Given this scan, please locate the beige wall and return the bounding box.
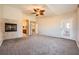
[0,5,3,18]
[37,12,76,40]
[77,8,79,48]
[2,5,24,40]
[3,5,24,20]
[0,19,4,46]
[0,5,3,46]
[3,19,23,39]
[0,5,37,40]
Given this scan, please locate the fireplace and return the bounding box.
[5,23,17,32]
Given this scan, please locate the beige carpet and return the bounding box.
[0,35,79,55]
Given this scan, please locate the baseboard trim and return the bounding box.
[0,40,3,47]
[38,34,72,40]
[4,37,25,40]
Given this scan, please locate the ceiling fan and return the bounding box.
[32,8,45,16]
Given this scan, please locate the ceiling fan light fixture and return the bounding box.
[40,10,45,12]
[40,12,44,15]
[36,14,39,16]
[32,7,45,16]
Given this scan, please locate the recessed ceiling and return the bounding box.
[4,4,78,16]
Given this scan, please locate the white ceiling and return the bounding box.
[47,4,77,15]
[4,4,78,16]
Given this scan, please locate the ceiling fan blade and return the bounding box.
[32,8,45,16]
[40,10,45,12]
[33,8,37,12]
[36,14,39,16]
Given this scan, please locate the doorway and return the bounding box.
[22,19,29,37]
[30,21,36,35]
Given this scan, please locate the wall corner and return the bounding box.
[0,40,3,47]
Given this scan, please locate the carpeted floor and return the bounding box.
[0,35,79,55]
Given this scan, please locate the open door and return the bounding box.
[30,21,38,35]
[30,21,36,35]
[22,19,29,37]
